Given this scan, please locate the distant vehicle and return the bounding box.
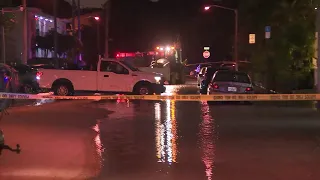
[220,63,236,71]
[199,67,219,94]
[207,70,253,95]
[11,64,41,94]
[38,58,166,96]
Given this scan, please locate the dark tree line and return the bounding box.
[238,0,318,92]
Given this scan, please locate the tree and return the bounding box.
[35,29,80,60]
[0,12,16,31]
[239,0,316,92]
[81,25,99,67]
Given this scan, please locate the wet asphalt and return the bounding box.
[91,85,320,180]
[1,85,320,180]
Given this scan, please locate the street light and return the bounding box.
[204,4,239,71]
[204,6,210,11]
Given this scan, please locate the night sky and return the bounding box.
[110,0,236,62]
[6,0,237,63]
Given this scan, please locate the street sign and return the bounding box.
[203,51,210,58]
[265,26,271,39]
[265,26,271,32]
[249,34,255,44]
[265,32,271,39]
[204,47,210,50]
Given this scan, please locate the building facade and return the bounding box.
[2,7,69,64]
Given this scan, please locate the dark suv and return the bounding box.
[11,64,41,94]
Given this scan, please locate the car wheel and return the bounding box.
[54,84,73,96]
[135,84,153,95]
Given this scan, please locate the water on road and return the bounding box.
[90,86,320,180]
[1,85,320,180]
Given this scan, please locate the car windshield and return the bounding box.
[120,60,140,71]
[214,71,251,83]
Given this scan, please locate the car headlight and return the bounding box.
[154,76,161,81]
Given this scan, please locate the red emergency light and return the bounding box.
[116,52,136,58]
[116,51,158,58]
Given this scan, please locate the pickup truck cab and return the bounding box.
[38,58,166,95]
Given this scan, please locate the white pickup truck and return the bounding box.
[37,58,166,95]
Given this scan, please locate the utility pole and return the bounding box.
[22,0,27,64]
[1,8,5,64]
[77,0,81,63]
[77,0,81,42]
[53,0,58,68]
[71,0,76,64]
[104,0,110,58]
[316,7,320,110]
[234,9,238,71]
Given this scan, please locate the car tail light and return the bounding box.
[212,84,219,89]
[208,83,219,93]
[36,71,43,80]
[245,87,253,92]
[209,83,219,89]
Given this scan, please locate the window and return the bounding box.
[100,61,129,74]
[120,60,140,71]
[214,71,250,83]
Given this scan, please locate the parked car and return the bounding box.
[207,70,254,95]
[10,64,41,94]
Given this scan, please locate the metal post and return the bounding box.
[53,0,58,68]
[234,9,238,71]
[22,0,27,64]
[77,0,81,64]
[317,7,320,110]
[1,9,5,64]
[97,22,100,56]
[71,0,76,64]
[104,0,110,58]
[77,0,81,42]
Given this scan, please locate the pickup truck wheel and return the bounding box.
[54,84,73,96]
[135,85,153,95]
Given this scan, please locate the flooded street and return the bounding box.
[1,85,320,179]
[91,85,320,180]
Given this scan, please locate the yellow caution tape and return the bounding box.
[0,92,320,101]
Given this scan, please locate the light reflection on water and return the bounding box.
[93,121,105,172]
[200,101,216,180]
[155,100,178,165]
